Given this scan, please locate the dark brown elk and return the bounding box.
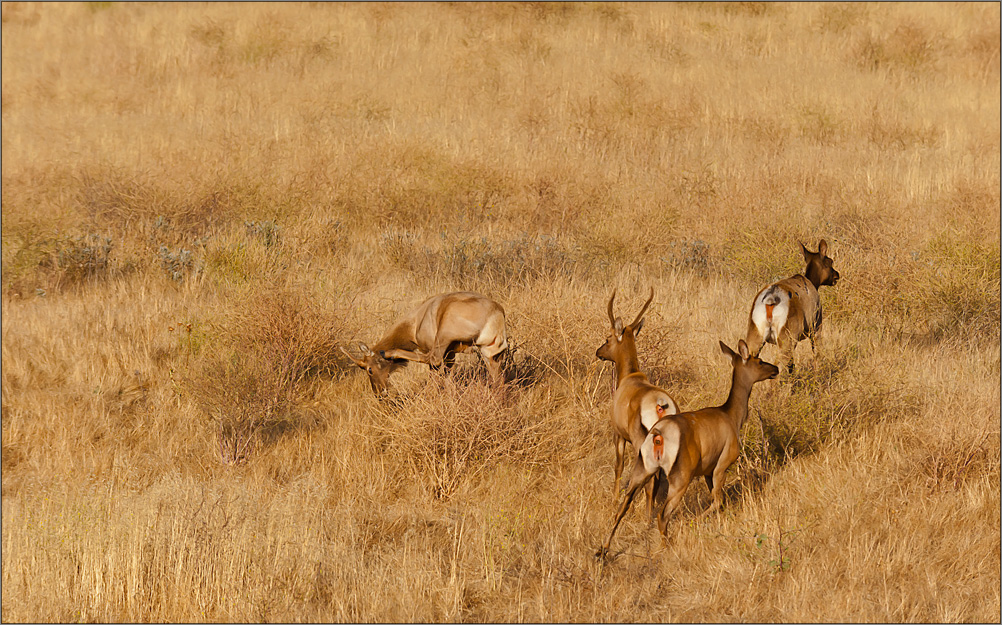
[342,292,508,395]
[745,239,840,373]
[595,288,679,520]
[598,339,778,558]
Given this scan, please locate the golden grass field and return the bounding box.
[2,2,999,621]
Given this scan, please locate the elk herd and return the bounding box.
[342,239,840,560]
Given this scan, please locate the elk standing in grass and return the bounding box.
[342,291,508,395]
[598,339,778,558]
[746,238,840,373]
[595,288,679,520]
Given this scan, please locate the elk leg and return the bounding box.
[380,348,429,364]
[777,335,796,374]
[613,437,627,494]
[646,471,660,525]
[745,322,766,358]
[651,468,669,514]
[425,337,456,369]
[701,451,736,518]
[656,479,691,538]
[442,346,457,370]
[599,456,656,557]
[644,475,656,527]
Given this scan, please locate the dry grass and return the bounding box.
[2,2,999,622]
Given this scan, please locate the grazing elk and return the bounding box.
[745,239,840,373]
[595,288,679,520]
[598,339,778,558]
[342,291,508,395]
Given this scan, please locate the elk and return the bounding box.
[595,288,679,520]
[745,238,840,373]
[341,291,508,395]
[598,339,778,558]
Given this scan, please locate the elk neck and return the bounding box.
[612,335,643,384]
[719,366,756,431]
[804,263,826,290]
[373,321,419,353]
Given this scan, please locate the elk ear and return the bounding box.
[818,238,828,257]
[634,317,645,336]
[614,317,624,336]
[719,340,736,359]
[801,241,812,261]
[737,339,750,361]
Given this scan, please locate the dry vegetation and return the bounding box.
[2,2,999,622]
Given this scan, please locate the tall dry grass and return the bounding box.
[2,2,999,622]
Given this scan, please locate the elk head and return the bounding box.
[720,339,779,387]
[595,287,654,366]
[340,343,403,395]
[802,239,840,289]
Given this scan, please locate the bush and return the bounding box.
[190,350,292,464]
[369,378,568,500]
[4,231,114,296]
[185,285,350,463]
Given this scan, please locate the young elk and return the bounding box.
[342,291,508,395]
[595,288,679,519]
[598,339,778,558]
[746,238,840,373]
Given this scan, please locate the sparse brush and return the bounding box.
[188,349,292,464]
[183,284,350,462]
[244,220,281,247]
[227,286,349,383]
[158,245,198,282]
[3,232,114,296]
[369,377,570,500]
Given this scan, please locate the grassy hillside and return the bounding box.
[2,2,999,621]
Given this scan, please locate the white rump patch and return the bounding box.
[751,286,791,345]
[642,423,679,474]
[640,392,678,431]
[641,434,659,473]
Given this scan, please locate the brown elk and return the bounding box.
[598,339,778,558]
[745,239,840,373]
[342,291,508,395]
[595,288,679,520]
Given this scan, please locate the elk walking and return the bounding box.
[598,339,778,558]
[342,291,508,395]
[595,288,679,520]
[745,239,840,373]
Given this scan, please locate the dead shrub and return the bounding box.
[370,377,568,500]
[187,285,351,463]
[189,350,293,464]
[226,286,348,383]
